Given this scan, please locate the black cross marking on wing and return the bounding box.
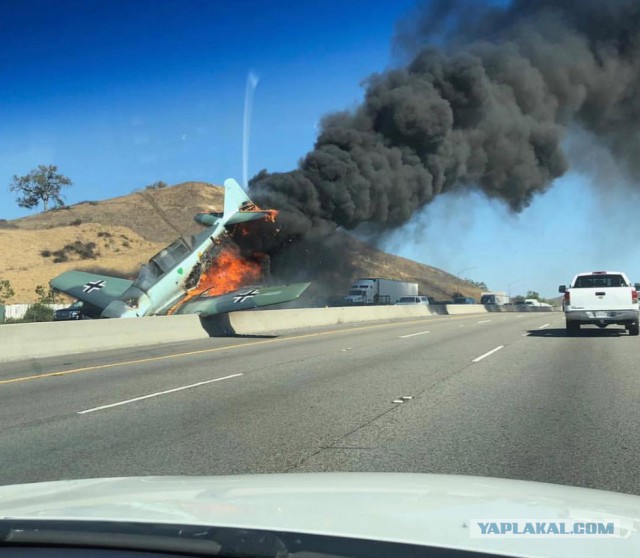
[232,288,260,304]
[83,280,106,294]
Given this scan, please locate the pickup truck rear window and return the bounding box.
[573,274,627,288]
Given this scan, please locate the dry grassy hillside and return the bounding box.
[0,224,164,303]
[6,181,222,244]
[1,182,481,304]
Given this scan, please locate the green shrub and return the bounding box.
[23,303,54,322]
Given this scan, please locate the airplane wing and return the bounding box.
[175,282,311,317]
[50,271,133,311]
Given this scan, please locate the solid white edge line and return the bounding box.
[539,323,550,329]
[472,345,504,363]
[78,373,243,414]
[399,331,430,338]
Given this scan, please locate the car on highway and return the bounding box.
[452,296,477,304]
[53,300,101,321]
[394,295,429,305]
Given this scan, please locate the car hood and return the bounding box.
[0,473,638,557]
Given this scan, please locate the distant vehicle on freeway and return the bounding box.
[395,296,429,306]
[524,298,551,308]
[53,300,101,321]
[344,278,418,305]
[480,291,509,305]
[453,296,477,304]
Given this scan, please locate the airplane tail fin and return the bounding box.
[223,178,253,219]
[221,178,274,226]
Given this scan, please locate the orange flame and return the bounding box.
[167,207,279,315]
[264,209,278,223]
[167,245,262,315]
[196,245,262,297]
[240,200,278,224]
[234,209,279,238]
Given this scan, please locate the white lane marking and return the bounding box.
[399,330,430,338]
[516,315,524,318]
[539,323,550,329]
[459,324,465,327]
[522,333,530,336]
[78,373,243,414]
[477,320,491,324]
[472,345,504,363]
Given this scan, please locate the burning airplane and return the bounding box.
[50,179,310,318]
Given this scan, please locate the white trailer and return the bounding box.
[525,298,551,308]
[344,278,418,305]
[480,291,509,305]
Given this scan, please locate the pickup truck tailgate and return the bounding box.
[568,287,633,310]
[567,273,635,311]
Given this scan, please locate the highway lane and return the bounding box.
[296,322,640,495]
[0,312,520,426]
[2,312,639,497]
[0,313,532,430]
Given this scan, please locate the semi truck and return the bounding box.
[480,291,509,305]
[344,278,418,305]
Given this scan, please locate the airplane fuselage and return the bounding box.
[146,227,223,316]
[100,219,224,318]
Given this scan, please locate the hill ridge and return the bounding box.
[0,182,480,304]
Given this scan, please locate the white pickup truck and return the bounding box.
[559,271,640,336]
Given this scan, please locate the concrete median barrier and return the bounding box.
[214,304,435,336]
[0,315,209,363]
[445,304,489,315]
[2,302,526,362]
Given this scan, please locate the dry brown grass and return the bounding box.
[2,181,480,303]
[11,181,224,244]
[0,224,164,303]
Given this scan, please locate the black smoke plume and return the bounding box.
[249,0,640,277]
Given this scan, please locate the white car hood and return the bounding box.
[0,473,638,557]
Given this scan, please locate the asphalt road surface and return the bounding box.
[1,312,639,496]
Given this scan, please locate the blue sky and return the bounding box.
[2,0,639,298]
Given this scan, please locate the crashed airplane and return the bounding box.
[50,179,310,318]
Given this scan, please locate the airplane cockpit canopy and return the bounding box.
[133,238,193,291]
[150,238,192,274]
